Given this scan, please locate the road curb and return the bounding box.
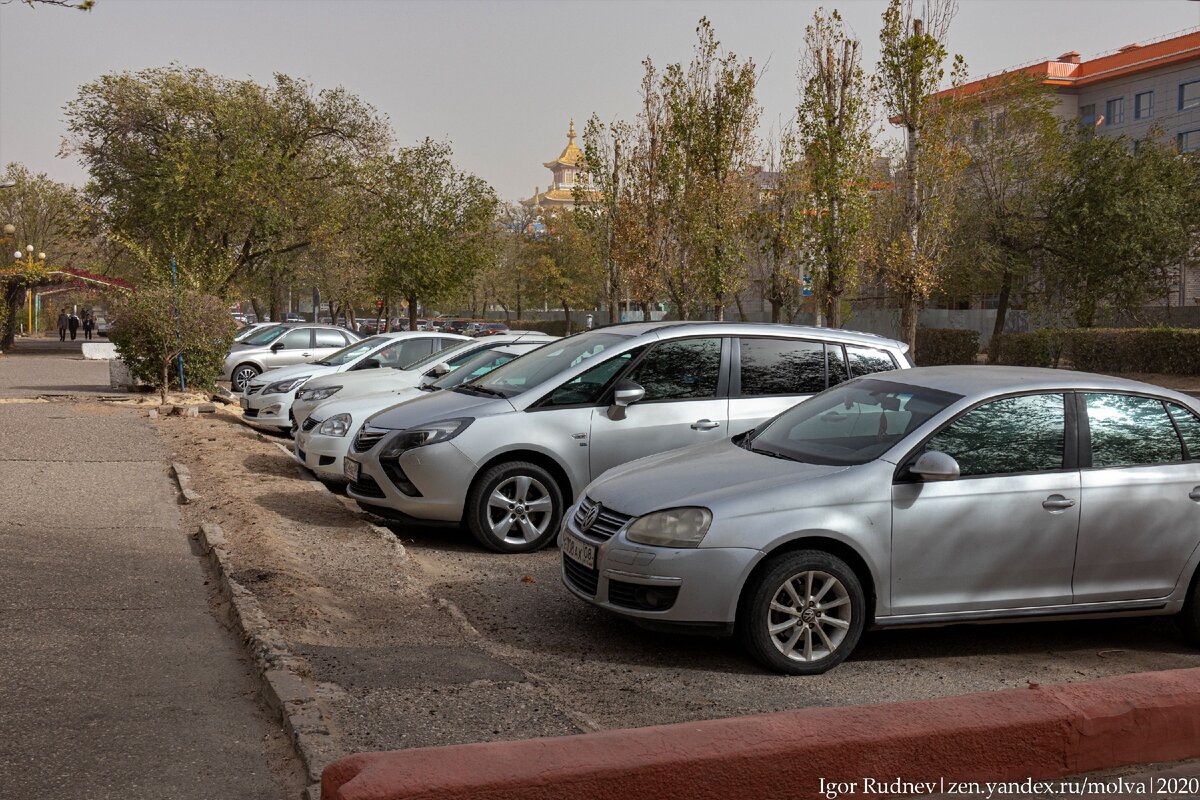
[194,522,342,798]
[170,462,201,504]
[319,666,1200,800]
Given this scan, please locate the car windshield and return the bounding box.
[463,331,629,398]
[428,348,528,390]
[316,336,388,366]
[241,325,288,345]
[748,378,962,466]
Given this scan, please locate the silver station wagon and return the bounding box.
[344,322,910,552]
[560,367,1200,674]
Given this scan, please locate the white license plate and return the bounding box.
[562,533,596,570]
[239,397,249,409]
[344,458,360,482]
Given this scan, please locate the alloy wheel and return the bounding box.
[232,366,257,392]
[767,570,852,663]
[486,475,554,546]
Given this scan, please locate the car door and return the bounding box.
[728,337,848,438]
[1072,394,1200,603]
[587,337,728,480]
[263,327,315,369]
[312,328,352,361]
[890,392,1080,615]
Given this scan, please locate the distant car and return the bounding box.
[95,317,112,337]
[220,324,361,392]
[561,367,1200,675]
[473,322,510,337]
[281,313,305,323]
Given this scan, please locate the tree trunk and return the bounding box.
[640,299,652,322]
[734,292,747,323]
[407,297,418,331]
[160,359,169,405]
[900,295,920,361]
[987,269,1013,364]
[826,291,843,329]
[562,300,572,335]
[1,286,22,350]
[250,298,264,322]
[347,305,357,331]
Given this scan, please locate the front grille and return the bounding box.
[352,424,389,453]
[563,556,599,597]
[350,474,386,499]
[246,383,264,396]
[608,580,679,612]
[243,407,259,418]
[573,497,634,542]
[301,416,319,432]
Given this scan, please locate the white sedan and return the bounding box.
[240,331,468,433]
[294,337,556,482]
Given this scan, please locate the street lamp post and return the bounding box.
[12,244,47,337]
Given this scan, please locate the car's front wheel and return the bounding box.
[737,549,866,675]
[466,461,563,554]
[231,363,260,392]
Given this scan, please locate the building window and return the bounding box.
[1135,91,1154,120]
[1181,80,1200,111]
[1180,130,1200,154]
[1079,103,1096,127]
[1105,97,1124,126]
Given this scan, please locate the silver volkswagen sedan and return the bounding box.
[560,367,1200,674]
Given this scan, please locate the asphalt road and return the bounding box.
[0,340,299,799]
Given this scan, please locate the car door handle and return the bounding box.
[1042,495,1076,511]
[301,352,312,357]
[691,419,721,431]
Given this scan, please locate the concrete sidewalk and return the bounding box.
[0,350,299,798]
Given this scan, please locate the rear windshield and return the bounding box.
[747,378,961,466]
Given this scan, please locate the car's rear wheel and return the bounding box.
[231,363,259,392]
[737,549,865,675]
[466,461,563,554]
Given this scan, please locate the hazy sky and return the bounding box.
[3,0,1199,202]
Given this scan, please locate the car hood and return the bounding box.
[586,438,851,517]
[308,390,422,423]
[255,362,333,384]
[365,387,510,431]
[303,367,421,392]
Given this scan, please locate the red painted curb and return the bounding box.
[322,667,1200,800]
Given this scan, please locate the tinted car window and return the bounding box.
[542,351,636,407]
[397,338,436,367]
[278,328,311,349]
[1167,404,1200,460]
[314,329,348,348]
[740,338,824,396]
[827,345,849,387]
[1086,394,1183,468]
[926,394,1065,477]
[846,345,897,377]
[630,338,722,402]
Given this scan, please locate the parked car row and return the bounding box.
[223,321,1200,675]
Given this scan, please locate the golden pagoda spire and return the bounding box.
[568,118,575,145]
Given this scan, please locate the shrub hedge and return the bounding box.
[915,327,980,366]
[507,319,573,336]
[997,328,1200,375]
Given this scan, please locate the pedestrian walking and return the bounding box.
[68,313,79,341]
[83,313,95,341]
[57,311,68,342]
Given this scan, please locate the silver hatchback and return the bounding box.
[344,322,910,552]
[560,367,1200,674]
[220,324,361,391]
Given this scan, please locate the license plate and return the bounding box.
[344,457,360,482]
[239,397,249,409]
[562,533,596,570]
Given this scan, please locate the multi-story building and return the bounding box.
[520,119,600,211]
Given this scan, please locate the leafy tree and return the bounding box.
[108,286,236,403]
[539,208,603,333]
[744,131,808,323]
[66,66,388,295]
[362,140,498,331]
[1042,129,1200,327]
[875,0,968,357]
[796,9,874,328]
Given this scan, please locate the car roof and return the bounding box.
[375,330,468,340]
[594,320,908,351]
[877,365,1197,404]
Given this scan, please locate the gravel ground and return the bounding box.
[159,406,1200,753]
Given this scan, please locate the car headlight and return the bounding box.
[297,385,341,402]
[378,418,473,460]
[625,507,712,548]
[316,413,352,437]
[264,376,311,394]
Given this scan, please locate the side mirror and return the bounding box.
[428,362,451,378]
[912,450,961,482]
[270,341,285,352]
[607,380,645,421]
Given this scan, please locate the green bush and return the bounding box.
[507,319,573,336]
[109,286,237,401]
[915,328,980,366]
[997,327,1200,375]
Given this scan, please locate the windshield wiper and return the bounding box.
[750,444,800,462]
[454,384,507,398]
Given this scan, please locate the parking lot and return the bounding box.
[158,404,1200,755]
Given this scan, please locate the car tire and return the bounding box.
[466,461,564,554]
[1176,569,1200,645]
[737,549,866,675]
[231,363,259,392]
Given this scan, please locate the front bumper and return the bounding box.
[294,426,351,481]
[344,439,477,524]
[240,391,295,430]
[558,502,759,625]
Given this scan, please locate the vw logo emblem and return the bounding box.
[579,503,601,531]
